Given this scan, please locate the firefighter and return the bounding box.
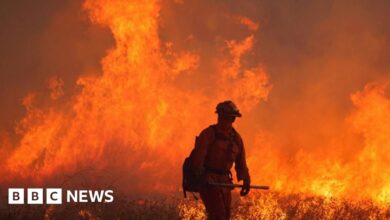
[191,100,251,220]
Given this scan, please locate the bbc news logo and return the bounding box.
[8,188,114,204]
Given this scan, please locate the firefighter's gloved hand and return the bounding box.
[240,177,250,196]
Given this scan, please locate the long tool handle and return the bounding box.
[208,182,269,190]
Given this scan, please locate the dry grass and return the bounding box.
[1,191,390,219]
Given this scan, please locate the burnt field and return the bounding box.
[1,191,390,220]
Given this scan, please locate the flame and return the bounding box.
[249,81,390,204]
[2,0,390,213]
[1,0,269,192]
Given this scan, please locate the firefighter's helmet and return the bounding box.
[215,100,242,117]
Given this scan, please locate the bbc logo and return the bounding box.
[8,188,62,205]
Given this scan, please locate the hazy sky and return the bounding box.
[0,0,113,134]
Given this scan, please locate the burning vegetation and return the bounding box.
[1,0,390,219]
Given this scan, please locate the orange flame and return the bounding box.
[250,81,390,204]
[2,0,390,208]
[2,0,269,193]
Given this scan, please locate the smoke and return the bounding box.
[0,0,113,136]
[159,0,390,164]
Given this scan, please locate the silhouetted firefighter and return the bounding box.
[183,100,268,220]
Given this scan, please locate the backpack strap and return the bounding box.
[204,125,218,164]
[231,127,241,147]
